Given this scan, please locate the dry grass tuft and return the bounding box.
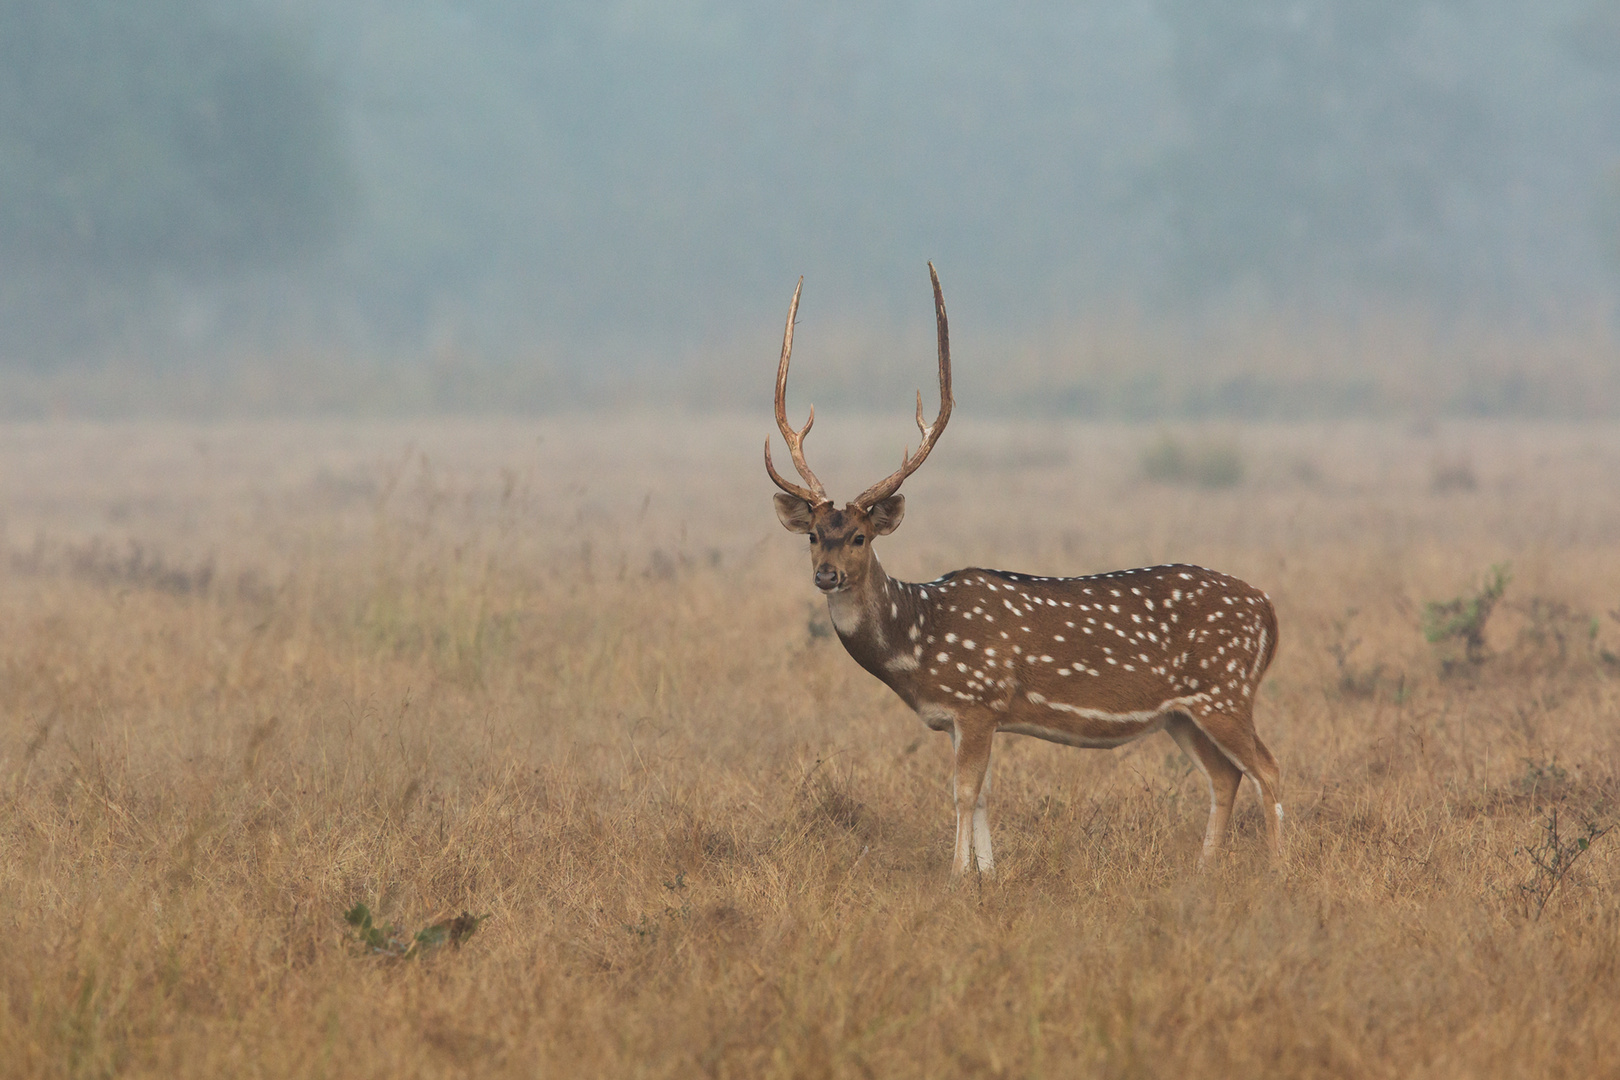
[0,415,1618,1077]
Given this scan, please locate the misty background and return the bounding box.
[6,0,1620,417]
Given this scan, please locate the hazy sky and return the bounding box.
[5,0,1620,391]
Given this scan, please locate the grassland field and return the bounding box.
[1,413,1619,1078]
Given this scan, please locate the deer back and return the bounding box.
[888,563,1277,721]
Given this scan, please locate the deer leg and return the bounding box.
[1166,714,1243,868]
[1187,706,1285,861]
[972,746,995,874]
[951,721,994,876]
[1249,732,1285,859]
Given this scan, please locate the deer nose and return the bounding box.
[814,566,841,591]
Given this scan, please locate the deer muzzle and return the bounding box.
[814,566,842,592]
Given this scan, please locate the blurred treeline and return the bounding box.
[0,1,349,355]
[5,0,1620,416]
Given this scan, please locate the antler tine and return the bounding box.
[855,262,954,508]
[765,277,831,506]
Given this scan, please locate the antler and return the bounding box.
[764,277,831,506]
[853,262,954,509]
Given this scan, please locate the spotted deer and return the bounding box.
[767,265,1283,875]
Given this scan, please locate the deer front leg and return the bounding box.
[972,748,994,873]
[951,721,994,875]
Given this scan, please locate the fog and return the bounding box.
[4,0,1620,415]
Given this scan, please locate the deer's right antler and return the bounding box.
[765,277,832,507]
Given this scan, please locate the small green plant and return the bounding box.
[1518,755,1572,802]
[623,871,691,942]
[1596,609,1620,670]
[1328,609,1384,698]
[1430,457,1478,493]
[1422,563,1510,671]
[344,903,487,959]
[1515,808,1611,920]
[1514,597,1600,665]
[1141,434,1244,489]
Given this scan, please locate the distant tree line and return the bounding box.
[4,0,1620,377]
[0,0,351,358]
[1151,0,1493,306]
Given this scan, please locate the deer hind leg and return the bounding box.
[1165,714,1243,868]
[950,721,995,876]
[1248,732,1284,858]
[1186,705,1284,861]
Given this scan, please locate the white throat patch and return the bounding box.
[827,590,866,636]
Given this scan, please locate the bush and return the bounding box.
[343,904,486,960]
[1423,563,1510,672]
[1141,433,1245,488]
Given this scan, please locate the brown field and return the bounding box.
[1,414,1619,1077]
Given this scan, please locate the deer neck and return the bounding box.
[826,557,924,698]
[825,556,887,637]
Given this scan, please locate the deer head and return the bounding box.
[767,265,953,594]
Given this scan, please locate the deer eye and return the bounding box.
[852,534,865,546]
[809,534,818,545]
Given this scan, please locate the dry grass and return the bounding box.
[2,414,1620,1078]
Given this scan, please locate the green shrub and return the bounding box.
[1141,434,1245,488]
[1516,808,1611,920]
[344,904,486,960]
[1423,563,1510,671]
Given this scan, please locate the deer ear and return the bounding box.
[774,493,816,533]
[868,494,905,535]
